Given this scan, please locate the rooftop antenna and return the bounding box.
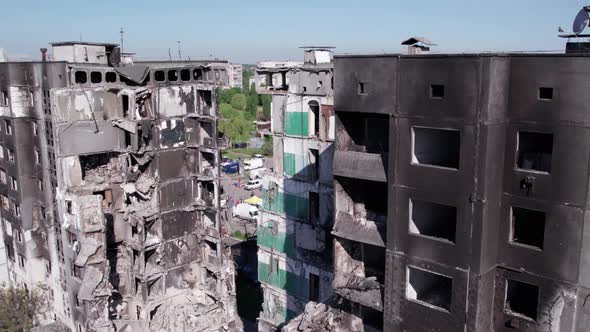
[168,48,172,61]
[177,41,182,60]
[120,27,125,54]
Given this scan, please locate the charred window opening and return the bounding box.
[122,94,130,118]
[430,84,445,99]
[307,148,319,181]
[135,277,142,295]
[410,200,457,243]
[79,152,120,182]
[105,72,117,83]
[359,304,383,331]
[75,71,87,84]
[336,112,389,154]
[308,273,320,302]
[358,82,367,95]
[0,90,8,106]
[198,90,212,115]
[180,69,190,81]
[309,192,320,225]
[154,71,165,82]
[363,243,385,284]
[505,279,539,320]
[70,259,81,278]
[538,87,553,100]
[5,120,12,135]
[168,70,178,82]
[202,182,215,206]
[337,177,388,240]
[510,207,545,250]
[413,127,460,169]
[90,71,102,84]
[200,121,215,146]
[93,190,113,210]
[309,101,320,137]
[160,119,185,147]
[200,151,216,177]
[124,131,132,149]
[66,200,73,214]
[407,267,452,311]
[193,69,203,80]
[516,131,553,173]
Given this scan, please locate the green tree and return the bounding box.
[217,87,242,104]
[0,285,49,332]
[218,116,254,144]
[219,103,238,119]
[262,136,273,156]
[230,94,247,111]
[246,94,258,119]
[242,68,254,91]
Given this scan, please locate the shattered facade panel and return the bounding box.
[255,48,335,331]
[0,42,237,332]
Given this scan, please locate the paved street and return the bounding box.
[220,156,273,238]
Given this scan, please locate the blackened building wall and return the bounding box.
[333,53,590,332]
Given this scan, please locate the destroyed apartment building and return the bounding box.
[254,47,335,331]
[0,41,238,332]
[328,52,590,331]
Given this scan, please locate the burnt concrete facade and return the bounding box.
[333,53,590,331]
[0,42,238,332]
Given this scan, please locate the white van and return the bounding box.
[243,158,264,171]
[232,203,258,220]
[249,167,267,180]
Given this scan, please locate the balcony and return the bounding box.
[333,151,387,182]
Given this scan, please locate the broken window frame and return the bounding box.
[0,90,8,106]
[5,120,12,135]
[504,279,539,321]
[406,266,453,312]
[509,206,545,250]
[515,131,553,174]
[412,126,461,170]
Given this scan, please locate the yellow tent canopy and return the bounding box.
[244,195,263,206]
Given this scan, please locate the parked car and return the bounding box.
[253,154,265,159]
[232,203,258,220]
[242,158,264,171]
[244,179,262,190]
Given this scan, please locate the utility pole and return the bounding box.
[120,27,125,54]
[177,41,182,60]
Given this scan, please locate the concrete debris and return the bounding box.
[75,237,102,266]
[78,265,105,301]
[112,118,138,133]
[282,301,364,332]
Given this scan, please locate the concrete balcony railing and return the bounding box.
[333,150,388,182]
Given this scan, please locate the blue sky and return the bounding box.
[0,0,587,63]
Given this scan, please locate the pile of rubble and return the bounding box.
[281,301,364,332]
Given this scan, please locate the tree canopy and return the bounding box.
[0,285,49,332]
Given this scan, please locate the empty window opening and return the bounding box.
[538,87,553,100]
[0,90,8,106]
[124,131,132,148]
[32,122,38,135]
[93,190,113,210]
[358,82,367,95]
[407,267,452,311]
[154,71,165,82]
[198,90,213,115]
[359,304,383,331]
[105,72,117,83]
[309,192,320,224]
[516,131,553,173]
[336,112,389,154]
[193,69,203,80]
[309,101,320,137]
[115,94,130,119]
[180,69,190,81]
[430,84,445,98]
[75,71,87,84]
[149,305,160,320]
[308,148,319,181]
[168,70,178,82]
[413,127,460,169]
[409,200,456,243]
[505,279,539,320]
[510,207,545,250]
[308,273,320,302]
[5,120,12,134]
[79,153,119,181]
[9,176,17,191]
[90,71,102,84]
[7,148,14,162]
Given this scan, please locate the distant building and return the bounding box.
[227,63,243,88]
